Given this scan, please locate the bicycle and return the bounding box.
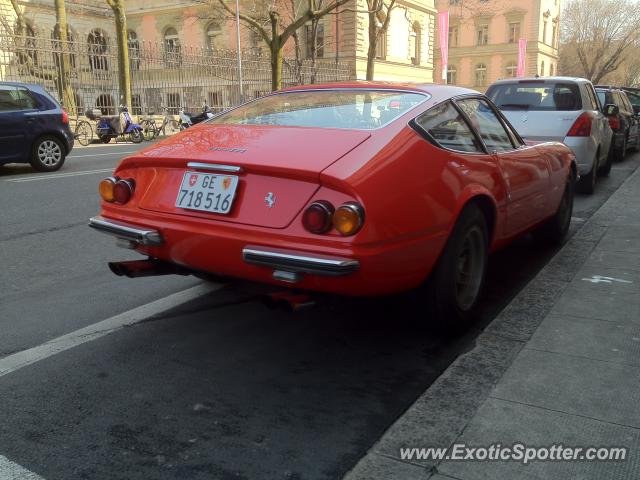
[70,111,93,146]
[139,108,180,140]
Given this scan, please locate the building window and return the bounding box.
[550,63,555,76]
[475,63,487,86]
[552,21,558,48]
[376,31,387,59]
[127,30,140,71]
[505,60,517,77]
[476,25,488,46]
[410,23,421,65]
[305,24,324,59]
[249,29,262,55]
[447,65,457,84]
[88,29,108,71]
[542,19,548,44]
[96,93,115,115]
[540,60,545,76]
[508,22,520,43]
[164,27,181,67]
[208,91,224,112]
[166,92,180,114]
[131,94,142,115]
[449,25,458,47]
[206,21,222,51]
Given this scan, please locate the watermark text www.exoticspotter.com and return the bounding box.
[399,443,627,465]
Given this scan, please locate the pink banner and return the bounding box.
[438,12,449,82]
[517,38,527,77]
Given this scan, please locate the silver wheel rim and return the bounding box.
[455,226,485,311]
[37,140,62,166]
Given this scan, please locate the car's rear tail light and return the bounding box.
[333,202,365,236]
[61,109,69,124]
[566,112,592,137]
[99,177,117,202]
[608,116,620,130]
[303,201,334,234]
[113,179,135,204]
[99,177,135,204]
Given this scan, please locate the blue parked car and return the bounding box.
[0,81,74,171]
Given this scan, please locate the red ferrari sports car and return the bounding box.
[90,82,576,325]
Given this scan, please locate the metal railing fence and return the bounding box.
[0,32,351,118]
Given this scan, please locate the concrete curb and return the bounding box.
[342,169,638,479]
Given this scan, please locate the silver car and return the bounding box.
[486,77,613,194]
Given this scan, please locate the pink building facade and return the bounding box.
[434,0,560,91]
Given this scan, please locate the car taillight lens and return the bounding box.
[113,179,135,204]
[61,109,69,124]
[608,116,620,130]
[303,201,334,234]
[333,203,365,236]
[99,177,117,202]
[99,177,135,204]
[566,112,592,137]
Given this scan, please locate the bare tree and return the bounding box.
[106,0,132,110]
[53,0,76,113]
[365,0,396,80]
[561,0,640,83]
[216,0,351,90]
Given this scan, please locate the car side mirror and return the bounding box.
[603,103,619,117]
[633,105,640,116]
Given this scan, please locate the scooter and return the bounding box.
[92,106,143,144]
[179,104,215,130]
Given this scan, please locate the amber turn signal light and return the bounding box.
[333,202,364,236]
[99,177,117,202]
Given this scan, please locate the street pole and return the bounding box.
[235,0,244,101]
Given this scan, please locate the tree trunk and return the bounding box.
[366,10,377,81]
[54,0,76,114]
[270,12,282,91]
[108,0,132,110]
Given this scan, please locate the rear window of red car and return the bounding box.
[209,90,428,130]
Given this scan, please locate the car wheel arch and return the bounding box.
[453,189,497,246]
[35,131,70,155]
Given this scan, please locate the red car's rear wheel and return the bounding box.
[424,204,488,331]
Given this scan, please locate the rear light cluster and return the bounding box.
[99,176,135,204]
[61,109,69,125]
[566,112,593,137]
[302,201,365,236]
[608,116,620,130]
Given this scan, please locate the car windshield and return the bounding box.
[487,82,582,111]
[208,90,428,130]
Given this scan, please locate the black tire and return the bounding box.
[129,129,143,144]
[30,135,66,172]
[99,135,111,144]
[422,204,489,330]
[598,146,613,177]
[614,135,626,162]
[74,120,93,146]
[576,154,598,194]
[534,170,575,245]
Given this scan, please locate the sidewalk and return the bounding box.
[344,168,640,479]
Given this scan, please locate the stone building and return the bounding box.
[434,0,560,91]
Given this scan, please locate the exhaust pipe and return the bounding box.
[262,291,316,312]
[108,259,188,278]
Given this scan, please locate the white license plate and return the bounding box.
[175,171,239,214]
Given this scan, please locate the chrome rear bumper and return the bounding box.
[242,246,359,276]
[88,216,164,246]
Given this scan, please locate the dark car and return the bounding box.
[0,82,74,171]
[595,86,640,161]
[621,87,640,115]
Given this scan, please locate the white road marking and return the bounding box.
[5,168,114,183]
[0,283,221,378]
[581,275,633,284]
[0,455,45,480]
[68,151,138,158]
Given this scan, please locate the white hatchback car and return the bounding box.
[486,77,613,194]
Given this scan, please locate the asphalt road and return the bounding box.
[1,142,638,480]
